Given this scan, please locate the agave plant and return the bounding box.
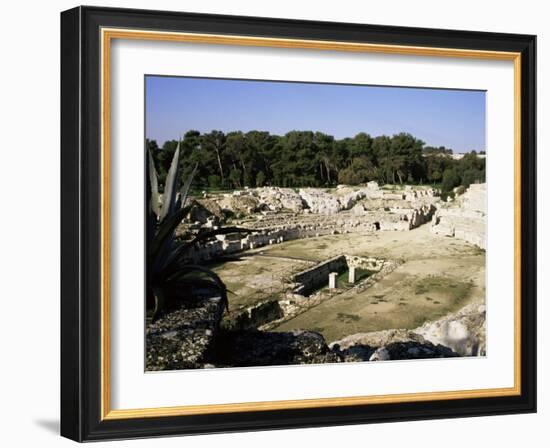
[147,141,249,321]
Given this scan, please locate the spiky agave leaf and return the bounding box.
[159,142,181,222]
[149,286,166,322]
[151,163,199,275]
[149,204,193,277]
[146,140,241,319]
[147,149,161,218]
[177,163,198,210]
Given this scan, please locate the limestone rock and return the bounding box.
[415,301,486,356]
[195,198,224,219]
[431,183,486,249]
[146,296,225,371]
[255,187,304,212]
[223,300,284,331]
[330,328,458,361]
[211,329,341,367]
[369,341,457,360]
[218,194,260,215]
[186,201,216,224]
[299,188,342,214]
[331,328,426,349]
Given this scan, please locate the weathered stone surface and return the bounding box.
[292,255,347,295]
[299,188,342,214]
[195,198,224,218]
[146,295,474,369]
[330,329,458,361]
[186,201,216,225]
[218,194,260,215]
[329,296,486,362]
[211,329,341,367]
[415,301,486,356]
[223,300,284,331]
[431,183,486,249]
[146,296,225,371]
[181,185,441,262]
[255,187,305,212]
[369,341,457,360]
[331,328,425,349]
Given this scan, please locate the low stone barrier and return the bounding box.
[224,299,284,331]
[292,255,348,296]
[431,183,486,249]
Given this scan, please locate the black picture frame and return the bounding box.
[61,5,536,442]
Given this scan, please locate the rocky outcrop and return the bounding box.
[195,198,224,219]
[181,184,440,262]
[431,183,486,249]
[299,188,343,214]
[415,301,486,356]
[255,187,305,212]
[298,183,395,214]
[330,329,457,361]
[329,297,486,361]
[146,297,480,369]
[145,296,225,371]
[184,199,437,263]
[218,193,261,216]
[185,201,218,225]
[210,329,341,367]
[223,300,284,331]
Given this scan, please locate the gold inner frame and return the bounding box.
[100,28,522,420]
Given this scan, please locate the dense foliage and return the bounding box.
[147,130,485,195]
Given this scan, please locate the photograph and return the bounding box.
[144,76,488,371]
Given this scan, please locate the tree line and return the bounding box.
[147,130,485,194]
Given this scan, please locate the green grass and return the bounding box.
[336,313,361,323]
[413,276,474,305]
[335,268,375,288]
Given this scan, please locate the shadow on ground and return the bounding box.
[34,419,59,435]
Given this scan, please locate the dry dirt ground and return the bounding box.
[211,224,485,342]
[209,255,313,310]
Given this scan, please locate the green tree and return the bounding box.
[441,168,461,193]
[255,171,266,187]
[201,130,227,186]
[229,168,242,188]
[338,157,377,185]
[208,174,221,189]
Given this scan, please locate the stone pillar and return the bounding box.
[348,266,356,284]
[329,272,338,289]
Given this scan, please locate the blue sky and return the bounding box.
[145,76,486,153]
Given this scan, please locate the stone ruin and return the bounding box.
[147,183,488,370]
[223,254,400,333]
[182,182,441,263]
[289,254,386,296]
[431,183,486,249]
[178,182,488,266]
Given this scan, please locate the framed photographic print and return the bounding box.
[60,6,537,441]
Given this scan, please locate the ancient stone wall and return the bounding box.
[224,300,284,331]
[186,201,436,263]
[431,183,486,249]
[182,184,439,263]
[291,255,348,296]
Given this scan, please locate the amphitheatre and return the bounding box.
[146,181,487,370]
